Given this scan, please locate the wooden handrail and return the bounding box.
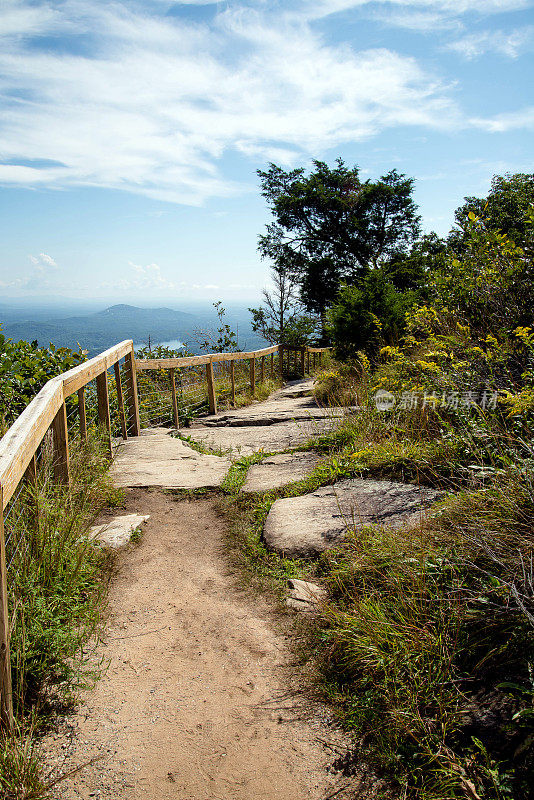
[0,340,134,510]
[62,340,133,396]
[0,335,329,726]
[0,378,64,510]
[0,340,329,509]
[134,344,280,371]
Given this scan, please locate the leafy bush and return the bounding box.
[328,271,416,358]
[0,329,86,423]
[434,210,534,335]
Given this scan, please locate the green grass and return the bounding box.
[129,526,143,544]
[220,451,266,494]
[1,429,121,797]
[172,431,230,457]
[0,723,46,800]
[217,364,534,800]
[307,473,534,799]
[231,377,282,407]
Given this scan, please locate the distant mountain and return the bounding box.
[2,304,201,356]
[1,302,267,356]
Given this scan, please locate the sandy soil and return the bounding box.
[44,490,350,800]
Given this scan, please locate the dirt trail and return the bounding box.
[46,490,346,800]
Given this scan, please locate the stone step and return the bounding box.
[183,418,337,457]
[242,452,321,492]
[90,514,150,549]
[111,428,231,489]
[196,406,345,428]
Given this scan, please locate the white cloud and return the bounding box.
[0,0,462,204]
[38,252,58,267]
[309,0,531,18]
[0,275,31,289]
[373,9,462,31]
[470,106,534,132]
[307,0,533,33]
[0,1,61,38]
[126,261,176,291]
[447,25,534,58]
[29,252,58,269]
[3,252,59,292]
[125,261,176,291]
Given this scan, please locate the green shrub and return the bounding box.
[328,271,415,358]
[0,329,86,423]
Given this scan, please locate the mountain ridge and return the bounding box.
[1,302,265,356]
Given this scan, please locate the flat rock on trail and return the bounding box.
[184,380,344,456]
[111,427,231,489]
[44,492,347,800]
[264,479,443,557]
[242,451,322,493]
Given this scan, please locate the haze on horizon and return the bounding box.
[0,0,533,307]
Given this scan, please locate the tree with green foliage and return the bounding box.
[434,207,534,335]
[450,172,534,255]
[249,262,318,346]
[258,159,421,337]
[382,231,445,295]
[195,301,240,353]
[328,271,413,360]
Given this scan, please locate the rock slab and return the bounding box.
[242,452,321,493]
[277,379,315,399]
[183,379,347,456]
[90,514,150,549]
[286,579,327,611]
[193,395,345,427]
[111,428,231,489]
[264,479,442,557]
[184,419,335,457]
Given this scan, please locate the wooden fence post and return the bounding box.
[96,372,112,457]
[261,356,266,384]
[206,360,217,414]
[300,347,305,377]
[114,363,128,440]
[24,455,39,539]
[313,351,317,370]
[0,490,14,731]
[77,387,87,441]
[270,353,274,379]
[170,368,179,428]
[52,402,70,485]
[307,350,311,374]
[124,349,141,436]
[230,361,236,406]
[279,346,284,378]
[250,358,256,396]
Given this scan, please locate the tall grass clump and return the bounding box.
[1,429,121,796]
[281,210,534,796]
[312,465,534,799]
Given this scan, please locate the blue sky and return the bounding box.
[0,0,532,305]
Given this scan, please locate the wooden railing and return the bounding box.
[0,340,328,727]
[134,343,328,419]
[0,339,139,728]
